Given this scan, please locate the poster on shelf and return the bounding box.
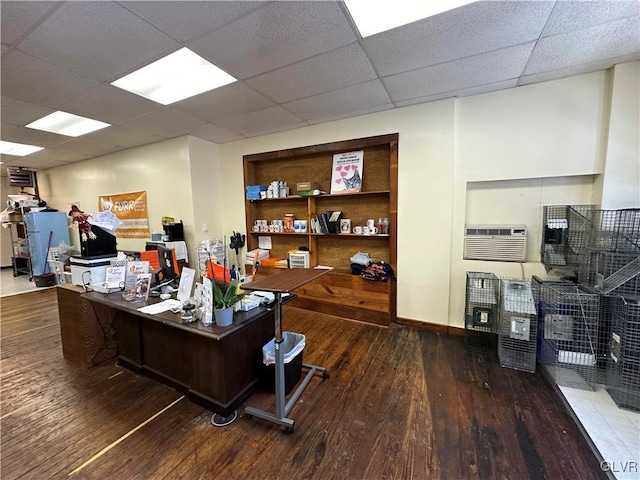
[330,150,363,194]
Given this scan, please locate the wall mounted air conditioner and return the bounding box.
[464,225,527,262]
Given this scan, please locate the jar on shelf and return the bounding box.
[283,213,295,232]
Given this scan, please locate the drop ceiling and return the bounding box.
[1,1,639,174]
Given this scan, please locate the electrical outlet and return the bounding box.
[202,223,208,232]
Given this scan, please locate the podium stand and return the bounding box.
[242,268,330,432]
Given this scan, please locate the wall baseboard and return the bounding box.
[396,317,465,336]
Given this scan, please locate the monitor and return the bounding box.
[157,245,179,286]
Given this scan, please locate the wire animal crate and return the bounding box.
[607,296,640,412]
[587,208,640,253]
[498,278,538,373]
[541,205,595,276]
[579,250,640,298]
[464,272,500,355]
[536,282,600,390]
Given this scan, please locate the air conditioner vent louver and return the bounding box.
[7,167,34,187]
[464,225,527,262]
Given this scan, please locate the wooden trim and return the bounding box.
[396,317,465,336]
[244,133,399,162]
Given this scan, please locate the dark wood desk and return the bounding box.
[82,291,275,417]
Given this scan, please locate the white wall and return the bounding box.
[36,137,196,254]
[598,62,640,209]
[34,64,639,328]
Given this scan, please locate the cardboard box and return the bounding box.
[296,181,320,192]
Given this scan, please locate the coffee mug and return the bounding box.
[366,219,376,229]
[364,226,378,235]
[252,225,260,232]
[340,219,351,234]
[353,226,362,234]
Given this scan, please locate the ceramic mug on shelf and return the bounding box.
[353,225,362,234]
[366,219,376,229]
[364,226,378,235]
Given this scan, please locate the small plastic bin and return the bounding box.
[262,332,305,395]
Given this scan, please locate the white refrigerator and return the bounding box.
[25,211,70,276]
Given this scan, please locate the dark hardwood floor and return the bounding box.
[1,288,605,479]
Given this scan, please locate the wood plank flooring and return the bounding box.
[0,288,605,479]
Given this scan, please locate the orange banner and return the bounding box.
[98,191,150,238]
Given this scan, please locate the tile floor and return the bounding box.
[0,267,41,297]
[560,385,640,480]
[1,267,638,478]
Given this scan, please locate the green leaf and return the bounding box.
[213,279,245,308]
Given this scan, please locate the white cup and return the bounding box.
[353,226,362,234]
[365,226,378,235]
[299,220,308,233]
[252,225,260,232]
[366,219,376,229]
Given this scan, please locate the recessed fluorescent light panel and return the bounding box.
[344,0,474,37]
[26,111,110,137]
[111,47,237,105]
[0,140,44,156]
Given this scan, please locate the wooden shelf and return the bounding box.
[243,133,398,325]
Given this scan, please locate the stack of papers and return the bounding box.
[137,299,181,314]
[246,249,269,265]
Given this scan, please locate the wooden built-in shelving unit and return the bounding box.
[243,134,398,326]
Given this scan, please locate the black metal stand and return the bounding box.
[242,268,330,433]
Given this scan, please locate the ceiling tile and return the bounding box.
[363,1,554,77]
[283,80,391,122]
[520,53,640,86]
[121,1,266,43]
[246,43,377,104]
[383,43,535,102]
[28,148,94,162]
[9,156,69,170]
[1,124,17,136]
[213,106,305,137]
[187,123,245,144]
[526,17,640,75]
[60,84,162,125]
[172,83,275,123]
[188,1,357,79]
[1,96,53,126]
[395,79,519,107]
[543,1,640,37]
[2,125,70,148]
[0,1,61,46]
[54,137,123,157]
[119,108,207,138]
[75,125,164,149]
[306,104,393,126]
[1,50,101,108]
[17,1,181,81]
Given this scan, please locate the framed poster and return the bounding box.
[330,150,363,194]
